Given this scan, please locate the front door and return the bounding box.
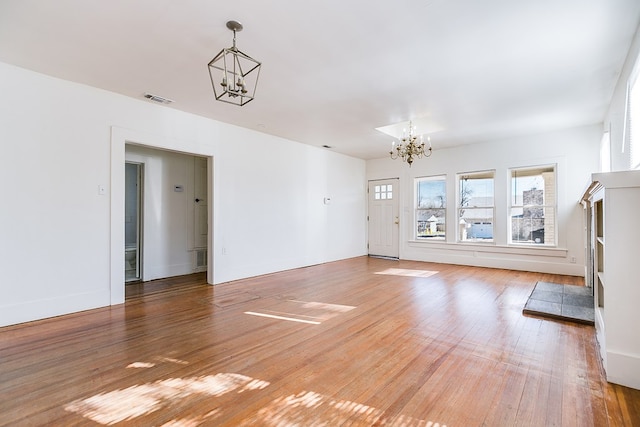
[368,178,399,258]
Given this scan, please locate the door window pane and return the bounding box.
[374,184,392,200]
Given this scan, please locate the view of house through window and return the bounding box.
[510,166,556,245]
[415,176,446,240]
[458,171,495,242]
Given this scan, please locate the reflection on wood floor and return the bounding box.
[1,256,639,426]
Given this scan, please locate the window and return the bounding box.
[509,166,556,245]
[415,175,446,240]
[600,130,611,173]
[373,184,393,200]
[458,171,494,242]
[629,58,640,170]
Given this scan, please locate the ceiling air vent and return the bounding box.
[143,93,174,104]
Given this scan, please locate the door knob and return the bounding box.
[195,198,201,202]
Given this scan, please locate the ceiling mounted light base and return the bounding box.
[226,20,243,32]
[208,20,261,107]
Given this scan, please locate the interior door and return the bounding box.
[368,178,400,258]
[125,162,142,282]
[193,157,208,271]
[194,157,208,249]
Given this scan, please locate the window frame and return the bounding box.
[508,164,557,246]
[628,55,640,170]
[600,129,611,173]
[457,170,495,243]
[414,175,447,241]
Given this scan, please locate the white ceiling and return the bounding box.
[0,0,639,159]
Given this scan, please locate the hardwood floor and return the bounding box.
[1,257,639,426]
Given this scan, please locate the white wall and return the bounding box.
[211,125,367,282]
[0,61,366,327]
[605,24,640,171]
[367,125,601,276]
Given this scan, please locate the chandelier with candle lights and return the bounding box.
[208,20,261,106]
[389,121,433,166]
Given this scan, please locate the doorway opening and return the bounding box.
[125,162,143,282]
[123,145,210,293]
[110,127,215,305]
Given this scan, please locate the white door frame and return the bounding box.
[110,127,214,305]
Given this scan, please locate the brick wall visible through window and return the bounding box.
[509,166,556,245]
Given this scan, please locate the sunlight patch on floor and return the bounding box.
[65,373,269,425]
[375,268,439,278]
[127,355,189,369]
[65,370,446,426]
[244,311,322,324]
[127,361,155,369]
[155,356,189,365]
[241,390,447,427]
[245,300,356,325]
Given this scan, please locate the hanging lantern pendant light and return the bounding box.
[208,20,262,106]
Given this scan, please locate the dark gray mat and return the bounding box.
[523,281,594,325]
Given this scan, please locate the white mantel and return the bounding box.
[582,169,640,390]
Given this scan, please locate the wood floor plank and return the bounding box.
[1,257,639,426]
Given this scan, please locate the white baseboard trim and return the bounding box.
[0,289,110,328]
[606,350,640,390]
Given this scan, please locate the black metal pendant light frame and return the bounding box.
[208,20,261,106]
